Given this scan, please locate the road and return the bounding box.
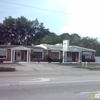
[0,70,100,100]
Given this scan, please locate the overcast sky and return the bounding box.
[0,0,100,41]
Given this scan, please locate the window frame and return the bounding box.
[51,52,59,59]
[67,53,72,58]
[0,49,7,59]
[33,51,43,59]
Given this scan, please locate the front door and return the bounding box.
[72,53,76,62]
[16,52,21,61]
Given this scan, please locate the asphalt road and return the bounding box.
[0,70,100,100]
[0,78,100,100]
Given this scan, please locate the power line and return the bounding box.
[0,0,67,14]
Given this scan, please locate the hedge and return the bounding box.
[0,67,15,72]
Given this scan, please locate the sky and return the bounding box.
[0,0,100,41]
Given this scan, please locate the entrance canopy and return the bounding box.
[11,46,31,50]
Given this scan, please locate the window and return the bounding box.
[0,50,7,59]
[34,52,42,59]
[17,53,20,57]
[67,53,72,58]
[67,53,69,57]
[51,52,59,59]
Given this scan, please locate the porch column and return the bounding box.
[11,49,13,62]
[29,50,31,62]
[13,50,15,61]
[59,51,60,59]
[78,52,82,62]
[27,50,29,62]
[63,51,65,63]
[64,52,67,62]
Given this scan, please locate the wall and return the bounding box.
[95,56,100,62]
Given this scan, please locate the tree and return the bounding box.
[0,16,50,45]
[69,33,81,45]
[40,32,59,44]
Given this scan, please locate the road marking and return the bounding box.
[79,91,100,94]
[19,79,100,85]
[19,78,50,84]
[0,84,11,86]
[80,92,92,94]
[32,78,50,82]
[1,79,100,87]
[0,83,19,86]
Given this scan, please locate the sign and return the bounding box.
[63,40,69,51]
[92,92,100,99]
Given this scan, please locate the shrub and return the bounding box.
[30,52,35,61]
[51,58,63,62]
[82,58,95,62]
[44,54,52,62]
[0,67,15,72]
[60,56,63,62]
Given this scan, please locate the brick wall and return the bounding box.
[91,52,95,59]
[60,51,63,57]
[48,50,52,57]
[44,50,47,55]
[7,49,11,61]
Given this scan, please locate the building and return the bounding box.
[0,41,96,63]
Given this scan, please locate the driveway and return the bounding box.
[0,62,87,71]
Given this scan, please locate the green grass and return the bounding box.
[73,66,100,70]
[0,67,15,72]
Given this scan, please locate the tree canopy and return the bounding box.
[0,16,50,45]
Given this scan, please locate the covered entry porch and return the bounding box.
[11,46,31,62]
[64,52,82,62]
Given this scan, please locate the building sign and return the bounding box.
[63,40,69,51]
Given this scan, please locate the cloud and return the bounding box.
[60,0,100,38]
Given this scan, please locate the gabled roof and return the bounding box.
[36,44,96,52]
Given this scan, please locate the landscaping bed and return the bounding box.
[0,67,15,72]
[73,66,100,70]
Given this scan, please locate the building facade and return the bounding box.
[0,42,96,63]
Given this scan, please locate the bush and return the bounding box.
[60,56,63,62]
[82,58,95,62]
[44,54,52,62]
[0,67,15,72]
[30,52,35,61]
[51,58,62,62]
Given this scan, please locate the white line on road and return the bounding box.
[20,78,50,83]
[0,83,18,86]
[1,79,100,87]
[19,79,100,85]
[80,91,100,94]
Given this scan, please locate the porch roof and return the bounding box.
[0,45,44,50]
[68,46,96,52]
